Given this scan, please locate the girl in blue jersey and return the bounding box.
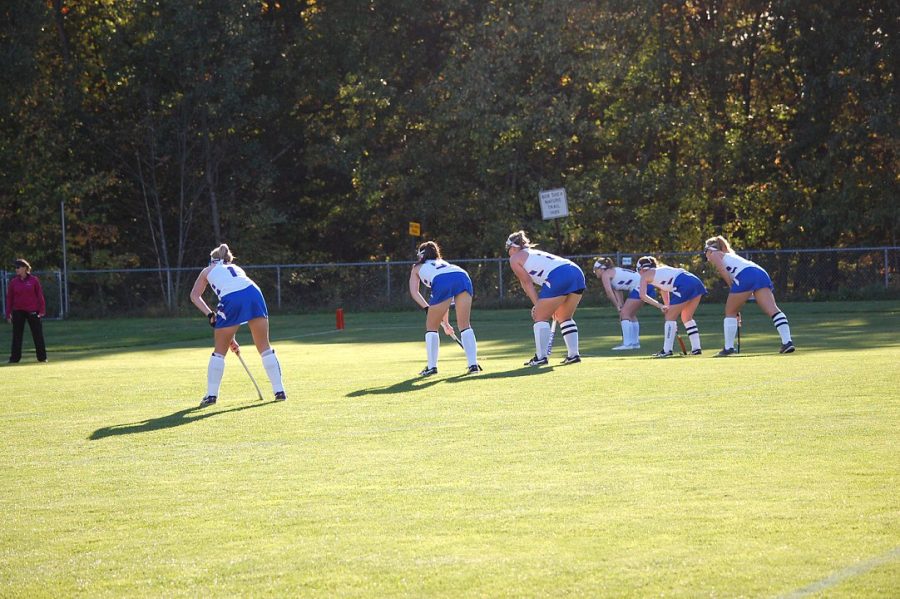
[409,241,482,376]
[593,256,656,350]
[506,230,586,366]
[636,256,707,357]
[190,244,286,406]
[704,235,795,355]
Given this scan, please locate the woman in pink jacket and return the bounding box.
[6,258,47,363]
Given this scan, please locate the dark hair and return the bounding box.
[593,257,615,271]
[636,256,658,271]
[13,258,31,273]
[416,241,441,263]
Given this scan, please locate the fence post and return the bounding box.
[498,259,504,303]
[56,271,63,319]
[276,266,282,309]
[386,259,391,304]
[1,270,5,318]
[886,248,890,289]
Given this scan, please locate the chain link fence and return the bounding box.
[3,247,896,318]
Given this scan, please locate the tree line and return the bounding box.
[1,0,896,286]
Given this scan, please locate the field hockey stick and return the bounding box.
[447,329,465,349]
[546,318,558,356]
[736,311,742,354]
[676,333,688,355]
[234,350,264,400]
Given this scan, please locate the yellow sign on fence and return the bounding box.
[409,221,421,236]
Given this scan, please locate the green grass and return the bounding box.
[2,301,898,597]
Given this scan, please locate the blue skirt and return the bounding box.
[669,273,707,305]
[731,266,774,293]
[628,285,656,301]
[215,284,268,327]
[429,271,474,304]
[539,264,586,299]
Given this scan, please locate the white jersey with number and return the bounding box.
[610,268,641,292]
[417,259,466,288]
[522,250,574,286]
[206,261,254,298]
[650,266,689,292]
[721,253,758,282]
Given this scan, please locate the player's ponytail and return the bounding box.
[209,244,234,263]
[704,236,734,254]
[416,241,441,263]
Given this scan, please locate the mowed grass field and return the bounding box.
[1,300,898,597]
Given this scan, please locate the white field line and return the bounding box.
[779,546,900,598]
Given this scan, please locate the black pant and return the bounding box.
[9,310,47,362]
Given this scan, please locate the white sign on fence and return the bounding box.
[539,188,569,220]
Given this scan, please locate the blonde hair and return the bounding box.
[416,241,442,263]
[209,243,234,263]
[13,258,32,273]
[704,235,734,254]
[505,230,536,250]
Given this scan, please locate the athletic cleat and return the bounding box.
[560,355,581,365]
[690,349,702,355]
[715,347,737,357]
[779,341,795,354]
[199,395,217,407]
[629,343,641,349]
[652,349,674,358]
[419,366,438,376]
[524,355,549,367]
[274,391,287,401]
[465,364,483,374]
[611,344,631,351]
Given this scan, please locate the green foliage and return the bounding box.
[0,1,896,280]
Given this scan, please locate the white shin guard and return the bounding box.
[533,321,551,359]
[724,317,738,349]
[560,319,579,357]
[664,321,677,352]
[425,331,439,368]
[684,319,700,351]
[461,328,478,366]
[207,352,226,396]
[261,348,284,394]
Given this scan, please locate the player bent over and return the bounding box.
[636,256,708,357]
[703,236,795,355]
[190,243,286,406]
[409,241,482,376]
[506,230,586,366]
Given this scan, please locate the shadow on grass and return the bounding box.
[89,400,277,440]
[346,365,551,397]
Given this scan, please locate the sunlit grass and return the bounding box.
[1,301,898,596]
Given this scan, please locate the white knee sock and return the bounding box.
[461,328,478,367]
[560,319,579,357]
[207,352,225,396]
[533,321,551,359]
[620,320,630,345]
[663,321,677,352]
[632,321,640,346]
[724,317,738,350]
[425,331,439,368]
[772,311,792,344]
[261,348,284,394]
[684,319,700,351]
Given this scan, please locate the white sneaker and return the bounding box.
[611,344,631,350]
[629,343,641,349]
